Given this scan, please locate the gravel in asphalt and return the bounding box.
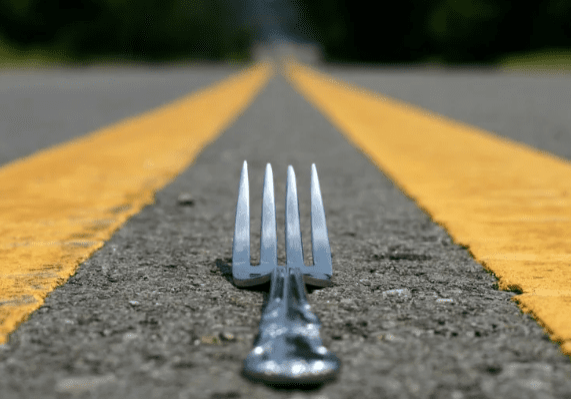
[1,70,570,398]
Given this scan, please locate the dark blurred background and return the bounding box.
[1,0,570,64]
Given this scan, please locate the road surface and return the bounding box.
[1,63,570,399]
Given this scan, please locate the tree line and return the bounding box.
[300,0,571,62]
[0,0,252,61]
[1,0,570,63]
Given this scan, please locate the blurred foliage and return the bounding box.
[0,0,252,62]
[0,0,570,64]
[500,49,571,70]
[301,0,571,63]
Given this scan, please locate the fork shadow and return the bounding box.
[247,379,326,391]
[214,257,271,295]
[213,258,323,294]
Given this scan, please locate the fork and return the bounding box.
[232,161,341,384]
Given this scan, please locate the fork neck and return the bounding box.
[267,266,308,319]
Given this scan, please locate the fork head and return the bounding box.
[232,161,333,287]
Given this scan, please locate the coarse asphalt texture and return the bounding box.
[1,66,571,399]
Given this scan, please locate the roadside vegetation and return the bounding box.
[499,49,571,71]
[0,0,251,67]
[0,0,570,67]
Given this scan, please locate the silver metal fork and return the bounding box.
[232,161,340,384]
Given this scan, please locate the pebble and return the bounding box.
[382,288,411,297]
[525,379,545,391]
[123,332,138,341]
[55,375,116,393]
[177,193,194,206]
[383,333,404,342]
[219,331,236,342]
[201,335,220,345]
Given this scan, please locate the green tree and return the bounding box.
[0,0,253,61]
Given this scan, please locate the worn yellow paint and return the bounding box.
[285,60,571,355]
[0,62,273,344]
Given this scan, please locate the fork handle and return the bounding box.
[243,266,340,384]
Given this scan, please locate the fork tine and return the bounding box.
[286,165,304,266]
[310,164,332,270]
[260,164,277,265]
[232,161,250,267]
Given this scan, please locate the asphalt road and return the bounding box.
[1,65,571,399]
[325,66,571,161]
[0,65,236,166]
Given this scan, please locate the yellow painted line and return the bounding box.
[0,62,273,344]
[284,61,571,355]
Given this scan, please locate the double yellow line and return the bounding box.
[1,60,570,357]
[0,63,273,343]
[285,61,571,355]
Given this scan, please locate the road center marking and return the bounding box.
[0,62,273,344]
[285,61,571,356]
